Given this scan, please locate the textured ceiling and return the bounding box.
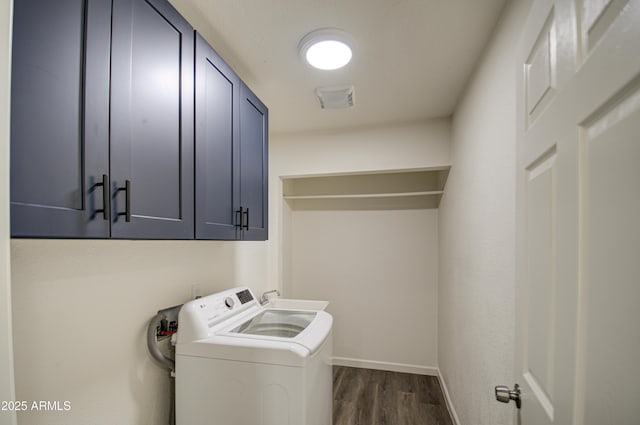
[170,0,508,134]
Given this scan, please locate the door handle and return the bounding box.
[90,174,109,221]
[235,207,243,228]
[243,208,249,230]
[495,384,521,408]
[235,207,250,230]
[114,180,131,222]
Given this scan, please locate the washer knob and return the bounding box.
[224,297,235,309]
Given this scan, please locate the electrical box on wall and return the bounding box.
[153,304,182,342]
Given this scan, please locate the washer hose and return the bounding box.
[148,313,177,425]
[147,313,175,372]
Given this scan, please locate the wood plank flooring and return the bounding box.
[333,366,454,425]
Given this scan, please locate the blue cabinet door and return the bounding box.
[194,33,241,240]
[110,0,194,239]
[239,83,269,241]
[10,0,111,238]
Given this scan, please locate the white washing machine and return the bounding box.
[175,286,333,425]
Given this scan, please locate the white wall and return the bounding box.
[0,1,16,425]
[438,0,532,424]
[270,119,450,372]
[271,120,451,178]
[270,119,450,288]
[11,240,268,425]
[291,208,439,372]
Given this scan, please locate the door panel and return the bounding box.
[523,148,557,423]
[12,0,84,210]
[239,83,268,241]
[130,1,181,219]
[516,0,640,424]
[110,0,194,239]
[10,0,111,237]
[581,0,631,52]
[525,10,556,125]
[195,33,240,240]
[578,87,640,425]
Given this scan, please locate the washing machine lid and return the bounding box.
[176,309,333,367]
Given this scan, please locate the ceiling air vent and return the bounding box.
[315,85,355,109]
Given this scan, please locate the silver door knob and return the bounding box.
[495,383,521,408]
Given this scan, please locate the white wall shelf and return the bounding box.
[284,190,444,200]
[282,167,450,210]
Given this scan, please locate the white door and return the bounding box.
[507,0,640,424]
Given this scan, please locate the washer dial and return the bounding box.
[224,297,235,309]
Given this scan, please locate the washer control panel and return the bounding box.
[236,289,254,304]
[206,290,253,316]
[178,286,260,341]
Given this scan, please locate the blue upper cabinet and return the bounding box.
[110,0,194,239]
[10,0,112,238]
[194,34,241,240]
[239,83,269,241]
[195,35,269,241]
[11,1,266,241]
[11,0,195,239]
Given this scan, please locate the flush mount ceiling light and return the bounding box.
[299,28,353,70]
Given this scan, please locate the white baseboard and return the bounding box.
[331,356,438,376]
[437,369,461,425]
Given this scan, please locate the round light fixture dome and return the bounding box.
[299,28,353,70]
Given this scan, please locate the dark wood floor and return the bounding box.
[333,366,454,425]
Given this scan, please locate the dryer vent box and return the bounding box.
[315,85,355,109]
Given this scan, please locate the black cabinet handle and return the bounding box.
[100,174,110,221]
[235,207,243,228]
[90,174,110,221]
[115,180,131,222]
[243,208,249,230]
